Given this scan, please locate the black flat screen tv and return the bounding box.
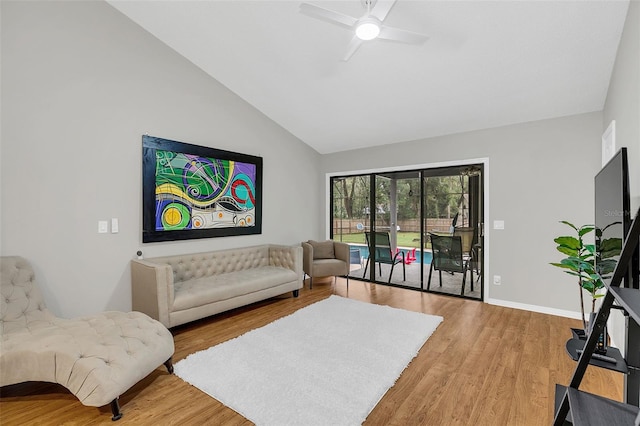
[595,147,638,288]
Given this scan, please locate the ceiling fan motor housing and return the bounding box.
[355,17,382,40]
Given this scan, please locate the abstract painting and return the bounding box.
[142,135,262,242]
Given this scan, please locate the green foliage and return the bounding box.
[551,221,605,326]
[551,220,624,328]
[423,176,466,219]
[551,222,604,294]
[332,174,467,221]
[332,176,370,219]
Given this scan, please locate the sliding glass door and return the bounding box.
[331,175,369,280]
[422,167,483,298]
[330,164,483,300]
[371,172,421,287]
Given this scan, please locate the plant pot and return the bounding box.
[571,327,586,340]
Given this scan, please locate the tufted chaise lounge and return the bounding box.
[0,256,175,420]
[131,244,302,328]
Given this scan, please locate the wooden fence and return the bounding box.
[332,218,454,234]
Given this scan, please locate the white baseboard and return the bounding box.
[486,297,582,320]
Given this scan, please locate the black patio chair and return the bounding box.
[363,231,405,284]
[428,234,471,295]
[453,226,476,291]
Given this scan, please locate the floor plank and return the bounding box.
[0,278,623,425]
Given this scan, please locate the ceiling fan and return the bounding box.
[299,0,428,61]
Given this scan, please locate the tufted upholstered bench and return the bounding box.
[0,256,175,421]
[131,244,302,328]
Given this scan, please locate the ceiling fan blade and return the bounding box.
[378,26,429,44]
[343,36,364,61]
[369,0,397,22]
[299,3,358,29]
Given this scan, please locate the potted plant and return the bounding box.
[550,221,606,332]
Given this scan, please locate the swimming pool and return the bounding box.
[349,245,432,265]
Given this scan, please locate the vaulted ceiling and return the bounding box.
[107,0,630,154]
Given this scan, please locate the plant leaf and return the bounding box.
[550,262,574,270]
[560,221,578,231]
[601,221,622,233]
[555,236,580,250]
[560,257,582,269]
[600,249,621,260]
[578,226,595,236]
[596,259,617,275]
[599,237,622,255]
[557,246,579,257]
[564,257,593,269]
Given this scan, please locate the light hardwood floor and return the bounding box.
[0,278,623,425]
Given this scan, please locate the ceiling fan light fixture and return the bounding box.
[355,18,381,40]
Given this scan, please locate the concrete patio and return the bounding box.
[348,260,482,300]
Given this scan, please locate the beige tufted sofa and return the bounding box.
[0,256,175,421]
[131,244,302,328]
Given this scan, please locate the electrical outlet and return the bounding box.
[493,275,501,285]
[111,218,119,233]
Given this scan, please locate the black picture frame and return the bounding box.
[142,135,263,243]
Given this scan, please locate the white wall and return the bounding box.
[604,0,639,210]
[0,1,321,317]
[321,112,603,315]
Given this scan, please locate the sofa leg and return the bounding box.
[309,277,313,289]
[111,398,122,421]
[293,289,299,297]
[164,358,174,374]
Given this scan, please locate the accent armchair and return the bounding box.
[302,240,350,289]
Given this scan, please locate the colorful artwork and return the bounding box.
[142,136,262,242]
[155,150,257,231]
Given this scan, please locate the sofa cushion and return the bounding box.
[160,246,271,283]
[172,266,298,311]
[309,240,335,260]
[310,258,347,277]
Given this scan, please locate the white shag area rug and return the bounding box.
[174,295,443,426]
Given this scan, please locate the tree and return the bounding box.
[332,176,370,219]
[424,176,465,218]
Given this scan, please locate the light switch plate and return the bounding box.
[493,220,505,230]
[111,218,119,233]
[98,220,108,233]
